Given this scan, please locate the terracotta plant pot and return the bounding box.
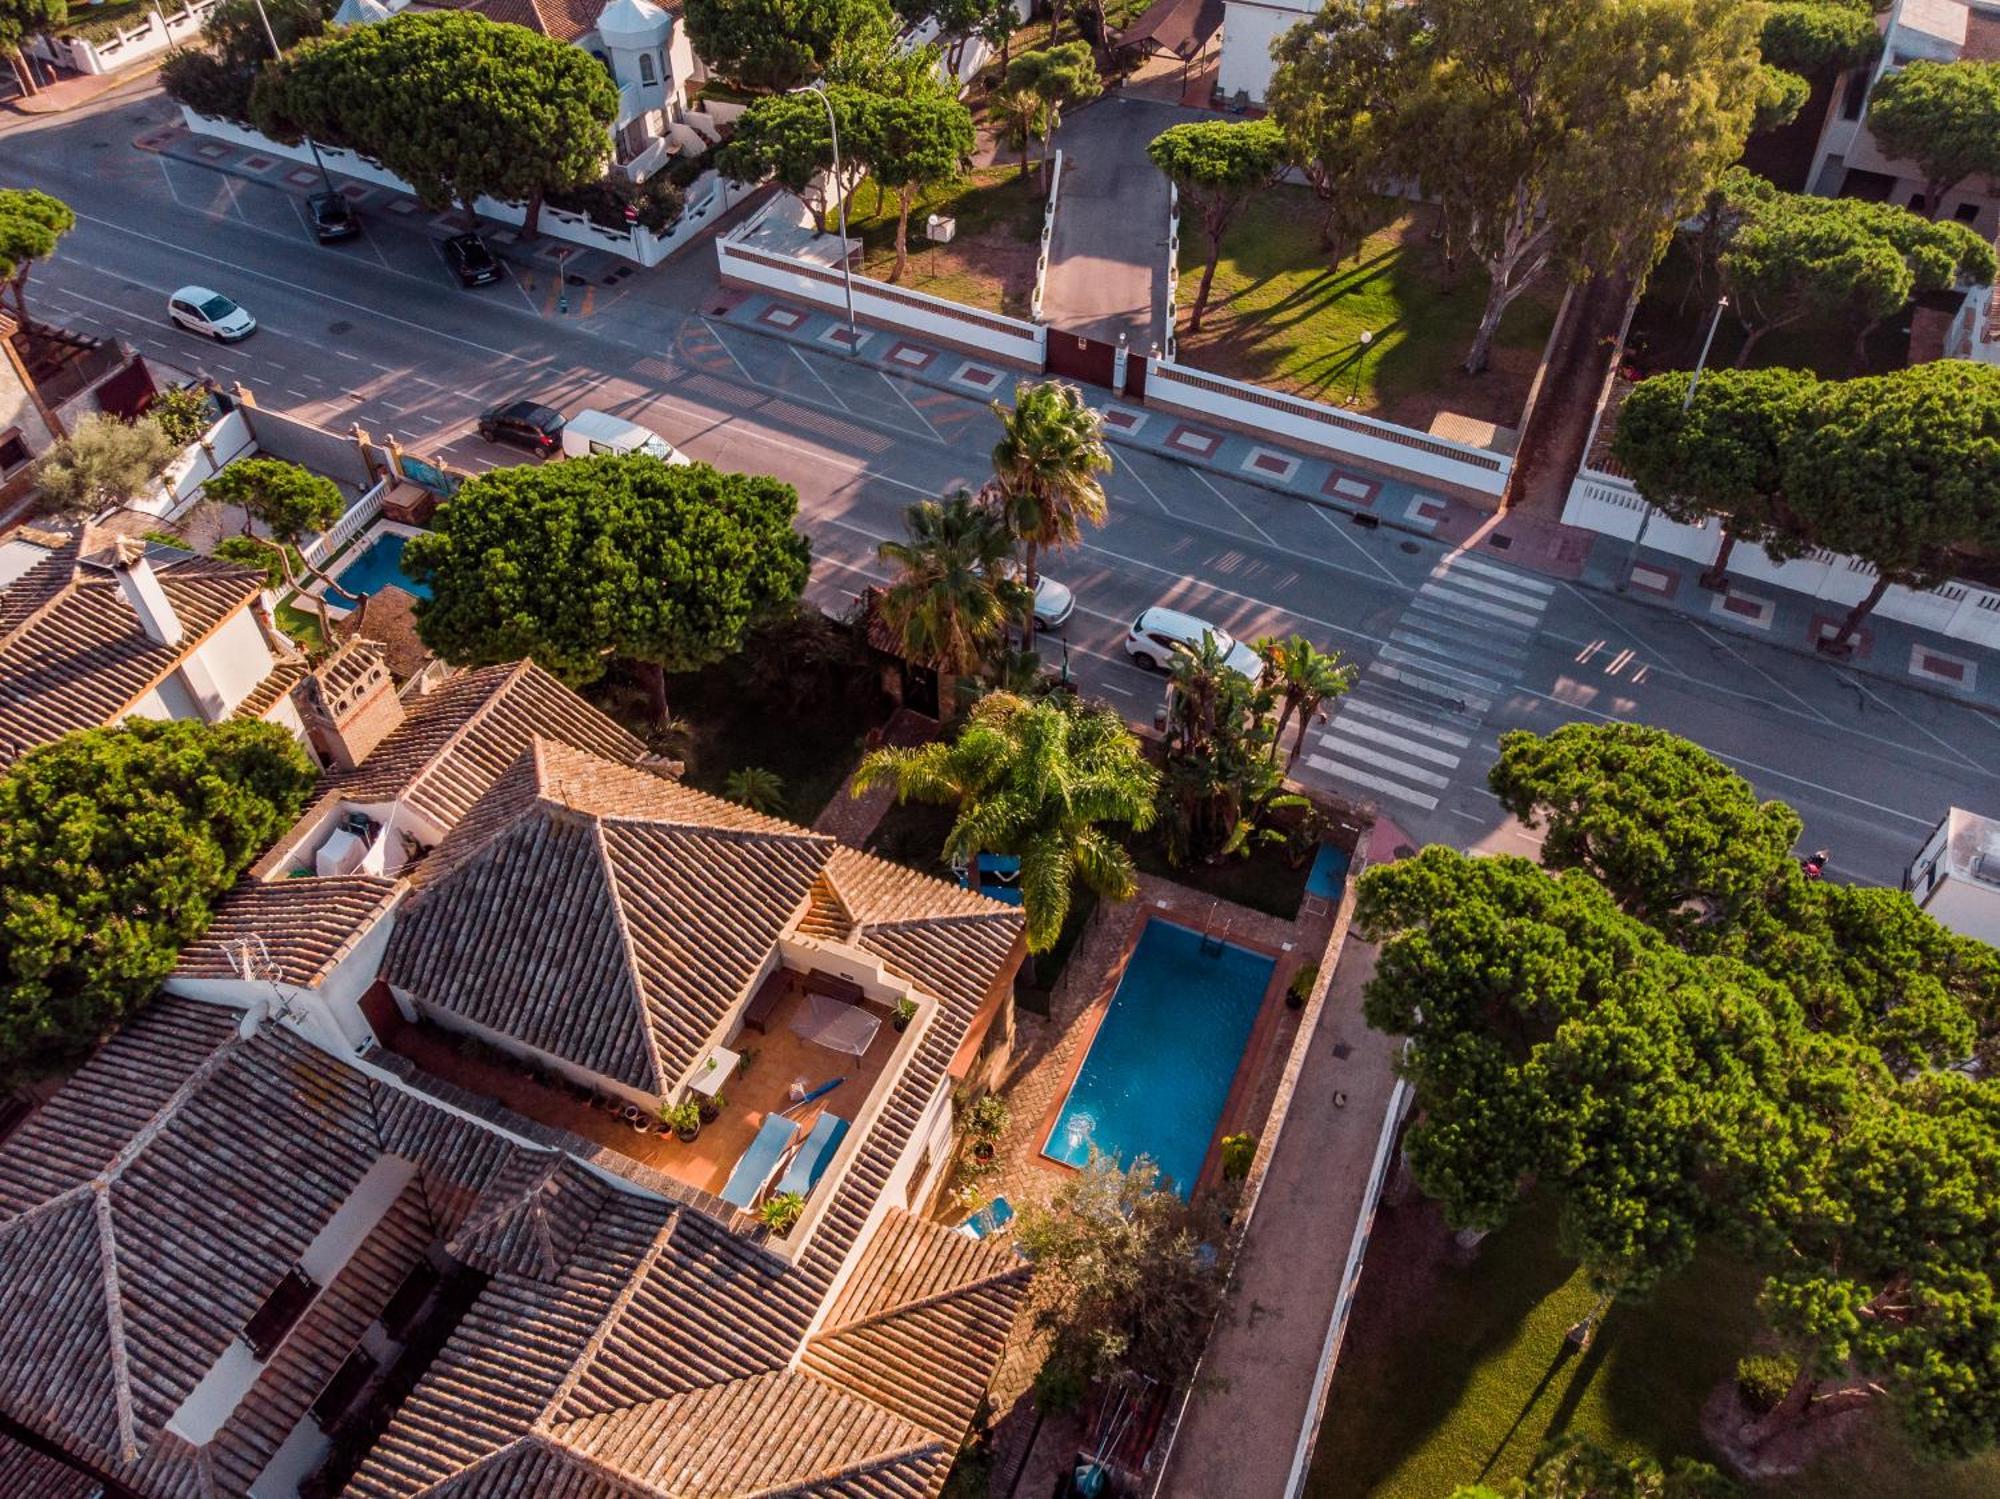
[972,1141,995,1164]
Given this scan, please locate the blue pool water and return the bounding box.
[332,532,430,600]
[1042,920,1274,1195]
[1307,842,1352,902]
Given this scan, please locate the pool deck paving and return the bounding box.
[1155,935,1400,1498]
[974,868,1341,1496]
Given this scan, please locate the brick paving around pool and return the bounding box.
[966,867,1344,1495]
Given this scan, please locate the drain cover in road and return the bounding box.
[327,320,352,336]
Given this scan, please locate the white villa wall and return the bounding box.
[1561,466,2000,649]
[717,217,1048,368]
[27,0,217,77]
[190,604,279,717]
[1144,358,1514,498]
[180,109,750,268]
[1217,0,1312,103]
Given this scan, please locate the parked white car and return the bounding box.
[167,286,256,341]
[997,562,1075,631]
[560,407,689,465]
[1124,605,1264,682]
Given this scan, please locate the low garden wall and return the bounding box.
[29,0,216,76]
[717,203,1049,368]
[179,108,750,268]
[1144,357,1516,500]
[1561,466,2000,648]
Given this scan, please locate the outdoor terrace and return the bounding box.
[377,968,905,1201]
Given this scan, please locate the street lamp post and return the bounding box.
[251,0,335,195]
[789,81,857,345]
[1617,295,1728,594]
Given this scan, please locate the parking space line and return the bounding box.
[1191,468,1277,547]
[881,371,943,443]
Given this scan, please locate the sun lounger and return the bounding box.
[720,1113,800,1210]
[775,1112,849,1198]
[957,1197,1015,1240]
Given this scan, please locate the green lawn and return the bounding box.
[274,602,329,655]
[1308,1201,2000,1499]
[834,168,1045,317]
[1173,189,1561,433]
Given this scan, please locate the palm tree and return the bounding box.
[723,766,786,815]
[1160,635,1287,865]
[995,89,1046,182]
[876,490,1026,682]
[1257,635,1355,766]
[989,380,1112,649]
[851,692,1157,951]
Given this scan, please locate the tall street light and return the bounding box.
[251,0,336,194]
[1617,294,1728,595]
[789,80,857,344]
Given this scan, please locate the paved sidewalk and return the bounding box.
[715,288,2000,715]
[1156,830,1403,1499]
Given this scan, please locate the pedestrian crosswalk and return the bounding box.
[1306,552,1555,811]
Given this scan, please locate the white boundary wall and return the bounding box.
[1144,358,1514,498]
[717,208,1048,368]
[128,407,258,521]
[1563,465,2000,649]
[180,109,750,268]
[29,1,217,76]
[1030,150,1063,324]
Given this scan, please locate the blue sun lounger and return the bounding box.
[721,1114,800,1210]
[776,1112,849,1199]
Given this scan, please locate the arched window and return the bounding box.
[639,52,656,85]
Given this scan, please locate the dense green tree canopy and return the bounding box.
[1865,60,2000,218]
[1490,723,1802,943]
[1003,43,1098,189]
[1757,0,1880,76]
[857,89,974,280]
[1716,179,1994,361]
[1611,364,1818,560]
[1267,0,1420,265]
[0,0,65,53]
[33,412,175,521]
[252,12,618,221]
[1449,1434,1736,1499]
[874,489,1025,678]
[684,0,892,91]
[403,454,810,718]
[0,719,315,1083]
[1363,725,2000,1457]
[161,0,328,121]
[1147,119,1289,333]
[202,456,345,544]
[718,86,870,226]
[0,187,72,331]
[1400,0,1766,374]
[852,691,1156,950]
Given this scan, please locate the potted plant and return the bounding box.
[662,1099,702,1142]
[759,1190,805,1235]
[1287,961,1319,1011]
[697,1091,726,1124]
[965,1093,1009,1162]
[892,997,918,1033]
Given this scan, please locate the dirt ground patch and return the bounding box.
[838,167,1044,318]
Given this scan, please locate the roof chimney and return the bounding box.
[107,536,183,647]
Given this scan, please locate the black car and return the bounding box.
[477,400,565,453]
[444,232,502,287]
[307,190,359,241]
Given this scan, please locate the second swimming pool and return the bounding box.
[1041,919,1274,1196]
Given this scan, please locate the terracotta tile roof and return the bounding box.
[254,660,647,878]
[800,1211,1027,1437]
[429,0,617,42]
[0,531,268,762]
[384,741,831,1092]
[0,1428,97,1498]
[821,846,1025,1013]
[172,873,405,987]
[0,997,523,1491]
[230,654,308,721]
[447,1148,622,1282]
[335,585,433,683]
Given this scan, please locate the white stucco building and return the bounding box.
[1905,806,2000,947]
[1803,0,2000,236]
[1214,0,1312,104]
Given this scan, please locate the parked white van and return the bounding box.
[560,408,690,465]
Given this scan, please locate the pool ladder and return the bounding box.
[1198,903,1226,958]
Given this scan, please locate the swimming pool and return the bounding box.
[330,531,430,601]
[1042,919,1274,1195]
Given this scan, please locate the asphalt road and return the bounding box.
[7,88,2000,887]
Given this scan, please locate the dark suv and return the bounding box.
[477,400,565,454]
[307,191,359,241]
[444,232,502,287]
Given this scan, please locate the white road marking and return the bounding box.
[1337,698,1474,746]
[1308,502,1408,589]
[1415,582,1544,627]
[1374,645,1505,694]
[1321,717,1464,768]
[1435,552,1555,593]
[1192,467,1278,548]
[881,370,944,444]
[1305,755,1440,811]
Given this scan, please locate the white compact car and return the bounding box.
[560,407,690,465]
[168,286,256,341]
[997,562,1076,631]
[1124,605,1264,682]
